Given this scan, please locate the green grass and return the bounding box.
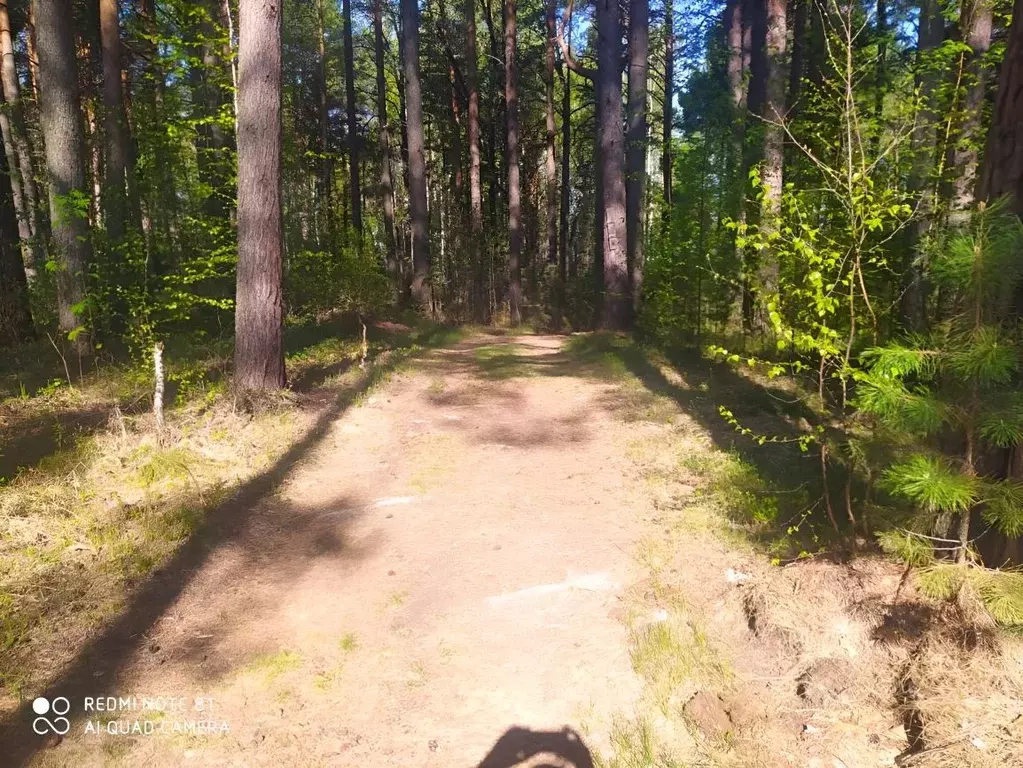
[595,717,683,768]
[313,662,344,691]
[339,632,359,652]
[133,446,200,488]
[405,659,428,688]
[562,333,633,380]
[473,344,536,379]
[243,649,302,682]
[0,315,462,706]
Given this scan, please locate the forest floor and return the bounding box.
[2,330,1021,767]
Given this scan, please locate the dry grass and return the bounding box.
[599,343,1023,767]
[0,393,305,705]
[0,319,453,711]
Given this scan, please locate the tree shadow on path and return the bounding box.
[0,333,449,766]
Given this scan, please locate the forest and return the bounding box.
[1,0,1023,762]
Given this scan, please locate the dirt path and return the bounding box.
[36,334,667,766]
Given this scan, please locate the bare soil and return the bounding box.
[9,334,1021,768]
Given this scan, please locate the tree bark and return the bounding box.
[317,0,332,240]
[0,142,32,345]
[99,0,129,242]
[559,6,572,306]
[402,0,431,309]
[904,0,944,330]
[949,0,993,217]
[727,0,745,111]
[872,0,887,144]
[234,0,285,391]
[466,0,487,321]
[374,0,397,278]
[0,0,41,278]
[35,0,92,355]
[483,0,503,220]
[193,0,234,221]
[596,0,629,329]
[25,3,39,100]
[343,0,362,234]
[505,0,522,324]
[545,0,558,320]
[662,0,673,206]
[626,0,648,315]
[788,0,807,115]
[759,0,786,297]
[980,0,1023,211]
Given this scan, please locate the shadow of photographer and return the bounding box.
[476,725,594,768]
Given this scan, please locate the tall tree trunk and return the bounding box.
[0,0,41,278]
[438,0,463,298]
[759,0,786,299]
[873,0,887,143]
[35,0,92,355]
[395,14,409,196]
[505,0,522,324]
[728,0,755,330]
[726,0,745,109]
[662,0,673,206]
[559,7,571,307]
[374,0,397,278]
[317,0,332,240]
[234,0,285,391]
[343,0,362,235]
[0,143,32,345]
[904,0,944,330]
[626,0,648,315]
[980,0,1022,212]
[483,0,502,220]
[466,0,487,321]
[402,0,431,308]
[949,0,993,217]
[788,0,807,115]
[596,0,629,328]
[195,0,234,220]
[545,0,557,312]
[25,3,39,100]
[99,0,129,242]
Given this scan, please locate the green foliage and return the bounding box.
[882,456,978,514]
[878,530,936,567]
[286,244,391,322]
[983,483,1023,538]
[916,565,1023,627]
[860,208,1023,554]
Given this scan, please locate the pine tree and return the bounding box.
[859,205,1023,568]
[234,0,286,391]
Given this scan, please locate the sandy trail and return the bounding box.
[37,334,660,767]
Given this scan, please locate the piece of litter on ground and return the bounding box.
[374,496,418,507]
[442,414,463,421]
[970,737,986,750]
[651,609,669,622]
[726,567,752,583]
[411,419,426,424]
[486,572,617,605]
[802,723,821,735]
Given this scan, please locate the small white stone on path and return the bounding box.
[374,496,418,507]
[726,568,751,583]
[486,572,617,605]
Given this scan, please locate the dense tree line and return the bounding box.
[2,0,1023,599]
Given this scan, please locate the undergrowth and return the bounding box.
[0,316,460,707]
